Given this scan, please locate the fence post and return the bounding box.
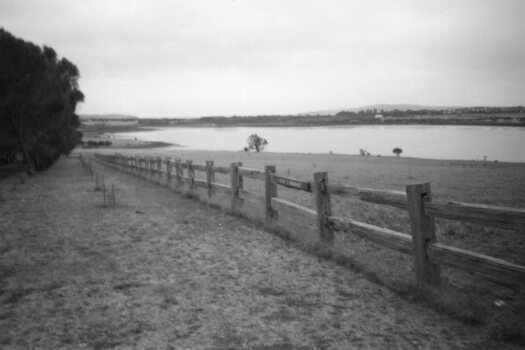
[166,158,172,187]
[157,157,162,184]
[187,160,194,190]
[150,158,155,182]
[313,172,334,244]
[406,183,441,288]
[206,160,215,199]
[265,165,278,226]
[230,162,240,214]
[238,162,243,192]
[175,159,181,187]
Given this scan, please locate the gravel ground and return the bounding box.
[0,157,497,349]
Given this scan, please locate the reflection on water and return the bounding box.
[115,125,525,163]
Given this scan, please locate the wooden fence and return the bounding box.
[94,153,525,292]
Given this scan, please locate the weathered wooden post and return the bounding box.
[264,165,278,226]
[206,160,215,199]
[406,182,441,288]
[166,158,172,187]
[156,157,162,184]
[238,162,243,192]
[313,172,334,244]
[187,160,195,191]
[149,158,155,182]
[175,159,182,187]
[149,158,154,182]
[230,162,240,214]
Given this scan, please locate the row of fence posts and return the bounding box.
[96,153,441,288]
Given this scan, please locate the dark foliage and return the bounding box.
[0,28,84,174]
[393,147,403,157]
[246,134,268,152]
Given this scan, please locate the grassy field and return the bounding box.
[88,147,525,345]
[2,156,509,349]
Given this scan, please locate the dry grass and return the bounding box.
[3,151,524,348]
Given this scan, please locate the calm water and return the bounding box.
[116,125,525,162]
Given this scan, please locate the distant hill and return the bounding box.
[302,104,460,116]
[80,114,139,120]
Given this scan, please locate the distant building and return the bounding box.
[374,114,384,120]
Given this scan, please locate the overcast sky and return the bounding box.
[1,0,524,117]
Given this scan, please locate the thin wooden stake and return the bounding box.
[102,183,106,207]
[112,184,116,207]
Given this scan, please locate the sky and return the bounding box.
[1,0,524,118]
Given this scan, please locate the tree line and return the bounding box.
[0,28,83,174]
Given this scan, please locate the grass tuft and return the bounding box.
[399,285,488,326]
[489,305,525,346]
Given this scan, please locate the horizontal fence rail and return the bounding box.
[94,152,525,292]
[327,183,525,230]
[271,174,312,192]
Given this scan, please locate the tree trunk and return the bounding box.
[13,127,35,175]
[9,113,36,175]
[19,139,35,175]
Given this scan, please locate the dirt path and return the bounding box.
[0,157,491,349]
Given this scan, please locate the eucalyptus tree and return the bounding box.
[0,28,83,174]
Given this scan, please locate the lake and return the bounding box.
[115,125,525,163]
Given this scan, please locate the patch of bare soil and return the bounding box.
[0,157,502,349]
